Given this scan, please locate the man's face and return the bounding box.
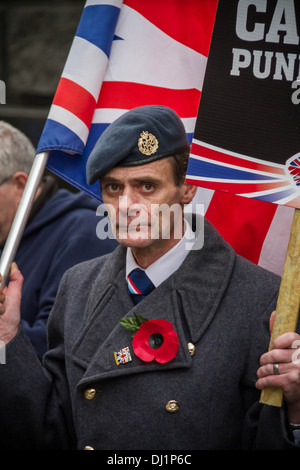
[100,158,194,251]
[0,180,20,247]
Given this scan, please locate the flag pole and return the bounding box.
[260,207,300,406]
[0,151,49,289]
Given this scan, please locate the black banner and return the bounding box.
[194,0,300,165]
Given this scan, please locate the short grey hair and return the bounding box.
[0,121,35,181]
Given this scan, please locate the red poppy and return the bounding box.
[132,319,179,363]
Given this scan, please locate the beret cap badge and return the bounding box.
[138,131,159,156]
[86,105,189,184]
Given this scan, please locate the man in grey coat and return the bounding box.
[0,105,300,450]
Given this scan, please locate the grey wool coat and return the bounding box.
[0,219,298,450]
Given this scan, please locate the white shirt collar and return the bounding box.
[126,221,195,287]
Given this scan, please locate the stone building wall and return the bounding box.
[0,0,84,150]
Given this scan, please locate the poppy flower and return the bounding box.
[132,319,179,363]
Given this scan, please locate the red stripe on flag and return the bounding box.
[123,0,218,57]
[191,143,286,176]
[205,191,277,264]
[185,179,289,194]
[97,82,200,118]
[53,78,96,128]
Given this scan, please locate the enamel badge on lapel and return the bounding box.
[120,314,179,364]
[114,346,132,365]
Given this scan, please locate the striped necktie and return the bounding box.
[127,268,155,304]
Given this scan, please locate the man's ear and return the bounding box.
[180,183,197,205]
[10,172,28,196]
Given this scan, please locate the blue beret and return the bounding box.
[86,105,189,184]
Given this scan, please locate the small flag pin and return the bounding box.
[114,346,132,365]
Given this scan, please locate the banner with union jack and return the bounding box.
[186,0,300,210]
[36,0,295,275]
[37,0,216,200]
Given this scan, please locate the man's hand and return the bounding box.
[256,311,300,424]
[0,262,23,344]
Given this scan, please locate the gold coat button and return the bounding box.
[187,342,195,356]
[84,388,96,400]
[166,400,180,413]
[84,446,94,450]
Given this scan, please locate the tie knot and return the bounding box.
[128,268,155,298]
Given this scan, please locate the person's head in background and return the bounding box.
[0,122,36,247]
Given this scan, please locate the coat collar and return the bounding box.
[72,218,236,386]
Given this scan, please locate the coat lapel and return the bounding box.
[175,218,236,343]
[72,268,193,386]
[72,219,236,385]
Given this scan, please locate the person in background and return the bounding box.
[0,121,117,358]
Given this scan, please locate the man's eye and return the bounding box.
[109,184,119,191]
[142,183,154,191]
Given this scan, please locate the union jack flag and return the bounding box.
[37,0,216,200]
[36,0,294,275]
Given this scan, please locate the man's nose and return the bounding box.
[119,187,139,213]
[118,192,147,219]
